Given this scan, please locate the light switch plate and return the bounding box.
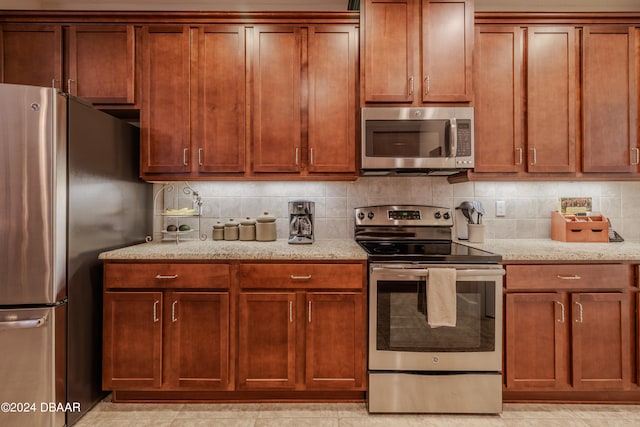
[496,200,506,217]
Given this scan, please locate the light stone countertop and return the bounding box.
[461,239,640,262]
[99,238,640,263]
[99,239,368,261]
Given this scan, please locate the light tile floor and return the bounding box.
[75,398,640,427]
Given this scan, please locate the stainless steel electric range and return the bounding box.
[355,205,505,414]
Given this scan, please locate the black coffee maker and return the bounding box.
[288,200,314,244]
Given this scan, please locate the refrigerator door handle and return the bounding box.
[0,316,47,330]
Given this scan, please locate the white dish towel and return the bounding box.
[427,268,457,328]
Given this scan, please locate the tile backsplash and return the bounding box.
[153,178,640,242]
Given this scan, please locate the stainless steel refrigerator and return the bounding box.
[0,83,152,427]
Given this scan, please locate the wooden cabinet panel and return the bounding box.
[252,25,301,173]
[239,263,364,290]
[421,0,473,102]
[505,264,630,290]
[238,292,296,389]
[571,292,631,390]
[505,293,569,389]
[0,24,62,88]
[103,291,163,389]
[363,0,415,103]
[167,292,230,389]
[526,27,577,173]
[305,292,365,390]
[141,25,191,174]
[308,25,358,173]
[68,25,135,105]
[105,263,230,289]
[194,25,246,173]
[582,26,638,173]
[473,26,524,173]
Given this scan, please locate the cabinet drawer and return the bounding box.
[506,264,630,290]
[105,263,230,289]
[239,263,364,290]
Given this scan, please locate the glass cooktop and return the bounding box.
[357,240,502,263]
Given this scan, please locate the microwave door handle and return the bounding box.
[449,118,457,157]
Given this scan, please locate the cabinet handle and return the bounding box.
[183,148,189,166]
[530,148,537,165]
[289,301,293,323]
[290,275,312,280]
[51,79,60,90]
[409,76,414,96]
[516,147,523,165]
[155,274,179,280]
[574,301,584,323]
[67,78,75,95]
[424,75,430,96]
[632,148,640,166]
[295,147,299,166]
[308,301,312,323]
[153,300,160,323]
[556,274,581,280]
[171,301,178,322]
[310,148,314,165]
[198,148,203,166]
[556,301,565,323]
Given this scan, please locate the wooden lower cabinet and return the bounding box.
[237,291,365,390]
[103,260,366,400]
[504,264,634,398]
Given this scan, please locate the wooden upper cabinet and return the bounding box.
[582,26,638,173]
[473,26,524,173]
[526,27,577,173]
[363,0,416,103]
[252,25,301,173]
[140,25,191,174]
[194,25,246,174]
[0,24,62,88]
[308,25,358,173]
[421,0,473,102]
[67,25,136,105]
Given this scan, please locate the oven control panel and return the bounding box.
[355,205,453,227]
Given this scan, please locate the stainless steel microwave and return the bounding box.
[361,107,474,176]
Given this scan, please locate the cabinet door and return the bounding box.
[305,292,365,390]
[0,24,62,88]
[194,25,246,173]
[571,292,631,390]
[582,26,638,173]
[141,25,191,174]
[68,25,136,105]
[504,293,569,390]
[238,292,296,389]
[167,292,230,390]
[103,291,163,389]
[473,26,524,173]
[308,25,358,173]
[421,0,473,102]
[252,25,301,173]
[363,0,416,103]
[527,27,577,173]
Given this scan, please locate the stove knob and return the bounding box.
[367,211,375,220]
[434,211,442,219]
[357,211,365,220]
[443,211,451,220]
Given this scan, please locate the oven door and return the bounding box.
[369,263,504,372]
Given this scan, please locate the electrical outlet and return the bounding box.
[496,200,506,217]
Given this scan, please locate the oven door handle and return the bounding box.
[372,267,505,278]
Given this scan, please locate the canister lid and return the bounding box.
[256,212,276,223]
[241,217,256,225]
[213,221,224,229]
[225,218,239,227]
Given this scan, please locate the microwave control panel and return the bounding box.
[456,120,472,156]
